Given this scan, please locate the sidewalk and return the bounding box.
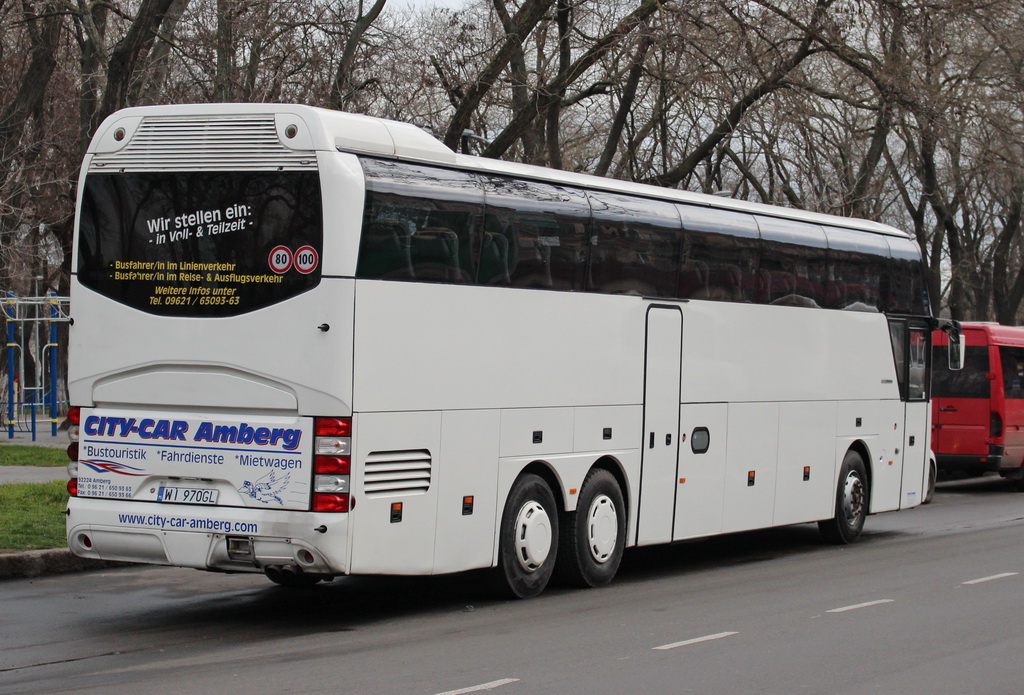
[0,427,69,484]
[1,426,69,449]
[1,427,125,579]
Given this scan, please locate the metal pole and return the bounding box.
[49,292,59,437]
[5,291,14,439]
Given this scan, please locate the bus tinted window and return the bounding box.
[587,191,681,297]
[932,345,990,398]
[886,237,930,315]
[482,176,591,291]
[756,216,827,308]
[677,205,759,302]
[77,171,322,317]
[359,159,483,284]
[822,226,886,312]
[1001,347,1024,399]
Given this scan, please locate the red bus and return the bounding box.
[932,323,1024,489]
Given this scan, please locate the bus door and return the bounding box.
[998,344,1024,469]
[891,320,930,507]
[931,327,994,467]
[636,305,682,545]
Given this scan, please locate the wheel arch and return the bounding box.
[517,459,567,517]
[589,455,630,524]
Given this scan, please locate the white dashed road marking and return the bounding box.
[435,678,520,695]
[826,599,894,613]
[653,631,739,651]
[962,572,1018,585]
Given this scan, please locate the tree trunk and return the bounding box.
[483,0,662,159]
[329,0,388,110]
[442,0,555,150]
[595,33,652,177]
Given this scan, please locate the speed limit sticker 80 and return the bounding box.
[269,246,292,274]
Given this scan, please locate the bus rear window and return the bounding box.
[77,171,323,316]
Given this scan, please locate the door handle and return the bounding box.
[649,432,655,449]
[939,407,958,412]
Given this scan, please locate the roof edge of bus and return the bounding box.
[959,322,1024,346]
[447,151,910,239]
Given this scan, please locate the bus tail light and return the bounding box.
[67,407,80,495]
[313,418,351,512]
[991,411,1003,438]
[67,406,81,444]
[313,493,350,513]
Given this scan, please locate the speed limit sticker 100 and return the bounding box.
[294,245,319,274]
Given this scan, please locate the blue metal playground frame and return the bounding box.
[3,292,70,441]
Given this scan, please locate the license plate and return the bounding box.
[158,486,219,505]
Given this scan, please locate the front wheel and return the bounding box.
[923,458,937,504]
[819,451,869,544]
[495,473,559,599]
[555,468,626,588]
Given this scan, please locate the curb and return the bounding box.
[0,548,129,580]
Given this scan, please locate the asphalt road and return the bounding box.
[3,475,1023,695]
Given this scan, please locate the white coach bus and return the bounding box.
[66,104,960,597]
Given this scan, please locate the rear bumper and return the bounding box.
[66,498,349,575]
[935,445,1007,474]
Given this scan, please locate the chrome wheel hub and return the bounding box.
[513,501,552,573]
[586,494,618,564]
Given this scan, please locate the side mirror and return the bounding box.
[948,331,965,371]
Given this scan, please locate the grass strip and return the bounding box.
[0,481,69,551]
[0,445,67,466]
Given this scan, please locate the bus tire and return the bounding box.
[555,468,625,588]
[496,473,558,599]
[264,566,324,587]
[819,450,869,544]
[923,458,937,504]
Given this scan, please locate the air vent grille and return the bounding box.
[90,115,316,171]
[364,450,431,497]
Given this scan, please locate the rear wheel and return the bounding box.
[819,451,868,544]
[496,473,558,599]
[555,468,625,588]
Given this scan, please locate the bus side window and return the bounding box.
[823,226,887,312]
[890,321,929,401]
[932,342,990,399]
[908,327,928,400]
[586,190,681,297]
[886,236,931,316]
[358,159,484,284]
[678,205,759,302]
[482,176,591,291]
[1000,347,1024,399]
[756,216,827,308]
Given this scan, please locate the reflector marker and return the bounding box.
[435,678,520,695]
[827,599,893,613]
[653,631,738,650]
[962,572,1018,585]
